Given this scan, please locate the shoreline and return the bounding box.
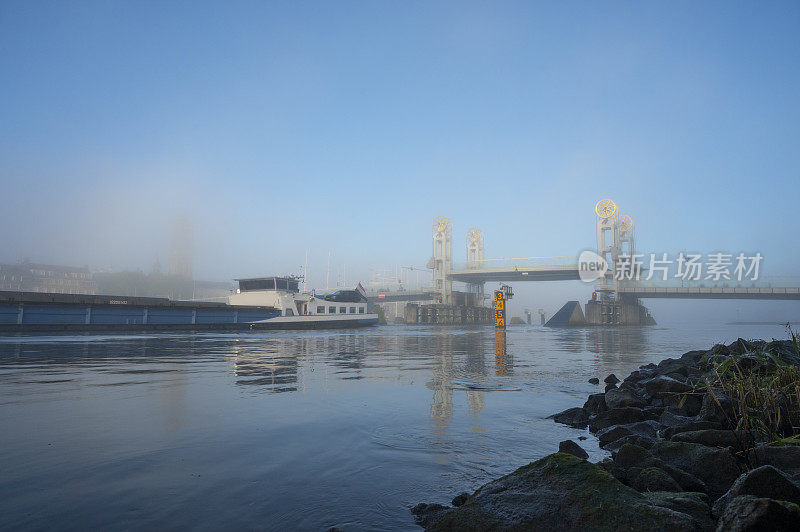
[412,338,800,530]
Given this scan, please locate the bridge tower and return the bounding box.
[595,200,636,297]
[466,228,484,267]
[595,199,619,298]
[466,228,485,306]
[432,217,453,305]
[616,214,635,263]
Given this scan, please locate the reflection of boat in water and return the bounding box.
[228,276,379,329]
[0,276,377,332]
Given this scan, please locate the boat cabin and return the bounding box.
[237,277,300,293]
[228,276,369,317]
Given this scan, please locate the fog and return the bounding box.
[2,2,799,324]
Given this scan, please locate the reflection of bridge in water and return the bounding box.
[373,199,800,325]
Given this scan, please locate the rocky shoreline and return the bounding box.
[412,338,800,530]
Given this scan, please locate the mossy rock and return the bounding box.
[421,453,701,531]
[632,467,682,493]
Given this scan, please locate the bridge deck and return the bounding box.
[365,290,438,303]
[448,265,581,283]
[618,286,800,300]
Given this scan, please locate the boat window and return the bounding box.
[358,307,365,314]
[277,279,289,290]
[339,306,346,313]
[329,306,336,313]
[349,307,356,313]
[239,279,275,291]
[317,306,325,313]
[285,308,294,316]
[288,280,299,292]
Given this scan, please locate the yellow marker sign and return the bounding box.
[493,290,506,329]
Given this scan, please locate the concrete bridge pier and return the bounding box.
[546,296,656,327]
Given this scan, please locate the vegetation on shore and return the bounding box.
[701,328,800,446]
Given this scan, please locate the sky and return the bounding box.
[1,1,799,321]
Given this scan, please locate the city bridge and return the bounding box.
[374,200,800,325]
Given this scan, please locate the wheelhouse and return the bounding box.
[235,277,300,293]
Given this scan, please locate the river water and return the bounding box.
[0,323,790,530]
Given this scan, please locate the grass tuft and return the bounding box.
[702,328,800,445]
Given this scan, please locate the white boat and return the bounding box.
[227,276,379,329]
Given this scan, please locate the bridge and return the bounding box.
[447,258,581,284]
[617,284,800,300]
[364,289,438,304]
[374,199,800,325]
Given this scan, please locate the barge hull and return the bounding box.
[0,291,378,333]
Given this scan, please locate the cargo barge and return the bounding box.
[0,274,380,332]
[0,290,283,332]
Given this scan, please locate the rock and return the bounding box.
[655,357,692,378]
[644,375,693,397]
[727,338,762,356]
[672,429,756,450]
[605,386,646,409]
[643,406,665,420]
[603,435,657,453]
[614,443,655,469]
[663,392,703,417]
[583,393,608,415]
[659,411,721,438]
[411,503,449,528]
[589,407,646,433]
[715,495,800,531]
[644,491,715,531]
[613,443,707,494]
[697,388,734,425]
[631,467,682,492]
[451,492,470,507]
[558,439,589,459]
[748,446,800,482]
[713,465,800,517]
[596,420,660,448]
[588,377,600,384]
[417,453,700,531]
[663,464,708,494]
[624,368,657,383]
[605,383,618,392]
[604,373,620,384]
[550,407,588,428]
[578,435,587,441]
[598,457,627,483]
[651,441,742,500]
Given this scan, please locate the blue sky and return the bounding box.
[1,1,799,318]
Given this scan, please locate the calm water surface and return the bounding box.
[0,323,789,530]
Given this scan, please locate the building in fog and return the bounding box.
[169,216,194,278]
[0,261,98,294]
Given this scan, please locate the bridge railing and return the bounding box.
[453,256,579,271]
[613,275,800,290]
[364,285,436,295]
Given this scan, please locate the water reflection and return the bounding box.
[0,323,788,530]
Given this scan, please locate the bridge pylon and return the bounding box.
[466,228,485,306]
[594,199,636,301]
[432,217,453,305]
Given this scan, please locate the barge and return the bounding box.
[0,275,379,332]
[0,290,281,332]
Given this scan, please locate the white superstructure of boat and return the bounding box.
[227,276,379,329]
